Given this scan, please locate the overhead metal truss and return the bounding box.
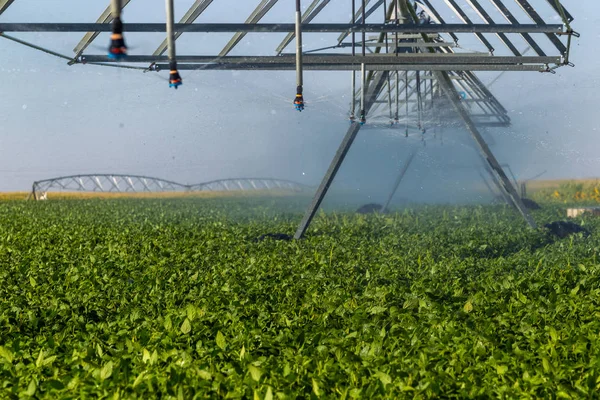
[0,22,565,34]
[0,0,575,71]
[189,178,308,192]
[1,0,577,236]
[29,174,308,200]
[363,69,510,129]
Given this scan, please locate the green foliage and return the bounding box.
[0,198,599,399]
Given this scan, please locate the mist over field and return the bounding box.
[0,0,596,204]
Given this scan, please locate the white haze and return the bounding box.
[0,0,596,206]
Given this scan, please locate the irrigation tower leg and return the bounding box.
[381,148,417,213]
[294,71,389,239]
[481,163,516,208]
[478,168,505,203]
[293,122,362,239]
[433,70,537,229]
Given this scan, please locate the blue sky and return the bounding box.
[0,0,595,200]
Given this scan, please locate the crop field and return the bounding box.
[527,180,600,204]
[0,198,599,399]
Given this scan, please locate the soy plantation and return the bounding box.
[1,198,599,399]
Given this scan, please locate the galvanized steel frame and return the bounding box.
[30,174,309,199]
[2,0,575,235]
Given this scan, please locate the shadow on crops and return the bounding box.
[454,222,591,260]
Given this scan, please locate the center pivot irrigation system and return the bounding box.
[28,174,309,199]
[0,0,577,238]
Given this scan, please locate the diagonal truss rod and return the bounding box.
[276,0,331,55]
[464,0,521,56]
[443,0,494,53]
[0,33,74,61]
[71,0,132,62]
[152,0,214,56]
[544,0,573,22]
[488,0,546,56]
[381,148,418,213]
[382,0,536,229]
[336,0,384,45]
[218,0,279,57]
[434,70,536,228]
[0,0,14,15]
[514,0,567,55]
[294,71,389,239]
[417,0,458,43]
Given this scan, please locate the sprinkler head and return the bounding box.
[294,86,304,112]
[108,17,127,60]
[169,67,182,89]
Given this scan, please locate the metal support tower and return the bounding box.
[1,0,576,236]
[294,70,389,239]
[381,148,417,213]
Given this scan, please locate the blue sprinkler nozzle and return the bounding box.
[169,69,182,89]
[108,17,127,60]
[294,91,304,112]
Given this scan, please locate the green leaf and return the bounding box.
[248,365,262,381]
[197,370,212,380]
[496,365,508,375]
[464,300,473,313]
[100,361,113,381]
[26,380,37,396]
[265,386,274,400]
[312,378,321,397]
[35,350,44,368]
[368,306,387,315]
[43,355,57,366]
[164,316,173,331]
[142,348,151,364]
[29,276,36,288]
[374,371,392,386]
[216,331,226,351]
[132,372,146,388]
[180,318,191,335]
[239,345,246,361]
[549,327,558,342]
[542,358,551,373]
[186,305,196,321]
[150,349,158,365]
[0,346,14,363]
[570,285,580,296]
